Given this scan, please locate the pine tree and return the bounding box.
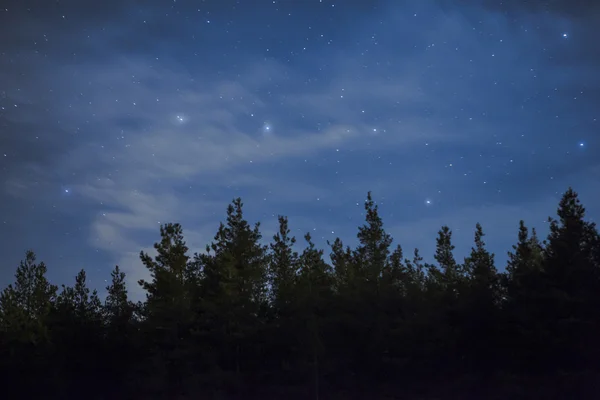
[501,220,548,371]
[328,237,355,294]
[433,225,463,293]
[196,198,269,385]
[354,193,406,378]
[0,251,58,396]
[504,220,544,303]
[5,186,600,398]
[462,223,500,372]
[298,234,334,307]
[269,215,299,318]
[139,223,190,309]
[426,226,465,373]
[354,192,393,290]
[52,269,105,396]
[544,188,599,299]
[0,251,57,345]
[327,235,357,375]
[384,244,406,293]
[267,216,301,377]
[399,248,430,374]
[507,221,542,272]
[137,222,195,396]
[297,233,334,400]
[66,270,103,322]
[403,247,428,320]
[104,265,134,328]
[102,265,137,396]
[464,223,499,304]
[543,188,600,369]
[200,199,269,312]
[404,248,427,291]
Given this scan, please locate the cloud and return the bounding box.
[57,49,479,295]
[2,0,598,298]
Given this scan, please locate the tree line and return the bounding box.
[1,188,599,399]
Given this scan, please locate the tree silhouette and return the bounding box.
[0,250,57,396]
[0,187,599,399]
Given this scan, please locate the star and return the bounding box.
[262,122,273,135]
[3,0,600,342]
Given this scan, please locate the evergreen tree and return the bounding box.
[400,248,431,375]
[138,222,194,396]
[0,251,58,396]
[139,223,190,310]
[57,269,103,323]
[327,235,357,376]
[3,187,600,399]
[0,251,57,345]
[328,236,355,294]
[462,223,500,373]
[196,198,269,387]
[385,244,404,290]
[353,193,402,379]
[104,265,134,329]
[426,226,464,374]
[269,215,299,318]
[354,191,393,290]
[464,223,499,305]
[297,233,334,400]
[503,220,545,305]
[104,265,136,395]
[404,247,427,292]
[505,221,544,285]
[501,220,547,371]
[543,188,600,369]
[52,269,105,397]
[544,188,599,300]
[267,216,301,376]
[432,225,464,293]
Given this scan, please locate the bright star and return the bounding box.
[262,122,273,135]
[562,33,568,38]
[174,114,188,124]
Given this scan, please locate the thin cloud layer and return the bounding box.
[0,0,598,296]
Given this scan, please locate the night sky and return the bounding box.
[1,0,599,299]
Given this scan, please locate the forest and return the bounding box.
[1,187,599,399]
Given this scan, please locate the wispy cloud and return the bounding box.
[49,49,484,295]
[1,0,598,297]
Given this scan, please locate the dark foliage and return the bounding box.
[1,188,600,399]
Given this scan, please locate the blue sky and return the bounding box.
[1,0,598,299]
